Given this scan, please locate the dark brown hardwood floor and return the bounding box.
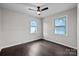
[0,39,77,56]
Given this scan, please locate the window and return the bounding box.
[31,20,37,33]
[54,16,66,35]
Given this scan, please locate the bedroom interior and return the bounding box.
[0,3,77,56]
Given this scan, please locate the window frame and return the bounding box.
[30,20,38,33]
[54,15,68,36]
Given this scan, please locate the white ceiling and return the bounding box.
[0,3,77,18]
[30,3,45,6]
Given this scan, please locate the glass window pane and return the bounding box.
[55,27,65,34]
[31,27,37,33]
[55,17,66,26]
[54,16,66,35]
[31,21,37,26]
[31,20,37,33]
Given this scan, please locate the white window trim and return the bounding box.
[53,15,68,36]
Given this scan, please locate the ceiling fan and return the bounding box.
[28,6,48,15]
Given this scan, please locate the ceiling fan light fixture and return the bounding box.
[28,6,48,15]
[37,11,41,15]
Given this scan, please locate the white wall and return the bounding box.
[43,7,77,49]
[0,8,2,50]
[77,4,79,56]
[0,8,42,49]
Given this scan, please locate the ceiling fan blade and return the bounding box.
[28,8,37,11]
[41,7,48,11]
